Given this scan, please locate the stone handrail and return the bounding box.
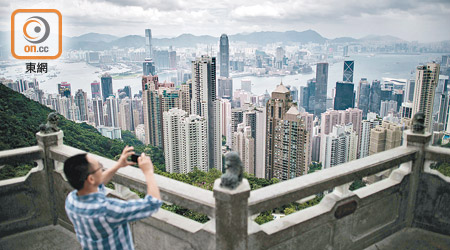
[0,146,44,165]
[49,144,216,218]
[424,146,450,162]
[2,129,450,250]
[248,147,418,215]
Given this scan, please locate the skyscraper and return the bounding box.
[191,56,222,170]
[272,106,309,180]
[145,29,152,59]
[265,83,293,179]
[101,73,113,102]
[357,78,370,118]
[74,89,88,121]
[58,82,71,98]
[218,77,233,99]
[91,81,101,99]
[412,63,440,132]
[404,79,415,103]
[118,98,134,131]
[92,97,104,127]
[334,81,355,110]
[359,113,382,159]
[315,63,328,117]
[322,124,358,169]
[105,96,119,127]
[343,60,354,83]
[163,109,208,173]
[219,34,229,78]
[232,124,255,175]
[143,59,156,76]
[369,80,382,114]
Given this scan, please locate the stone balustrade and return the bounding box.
[0,129,449,249]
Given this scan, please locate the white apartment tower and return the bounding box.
[163,109,208,173]
[412,63,440,132]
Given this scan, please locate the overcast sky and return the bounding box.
[1,0,450,42]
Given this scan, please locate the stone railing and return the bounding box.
[0,129,449,250]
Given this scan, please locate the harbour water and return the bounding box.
[1,53,445,98]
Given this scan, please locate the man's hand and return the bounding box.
[117,145,136,168]
[137,153,154,174]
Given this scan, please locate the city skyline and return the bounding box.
[1,0,450,43]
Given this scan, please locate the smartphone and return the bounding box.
[131,153,140,163]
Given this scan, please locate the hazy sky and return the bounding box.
[1,0,450,42]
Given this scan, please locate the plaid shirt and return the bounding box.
[65,184,162,250]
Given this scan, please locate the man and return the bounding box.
[64,146,162,250]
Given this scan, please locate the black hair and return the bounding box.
[63,153,91,190]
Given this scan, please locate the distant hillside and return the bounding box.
[0,84,159,162]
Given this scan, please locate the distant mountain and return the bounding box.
[0,29,410,52]
[230,30,327,44]
[154,34,217,47]
[71,33,118,43]
[330,37,358,44]
[359,35,404,42]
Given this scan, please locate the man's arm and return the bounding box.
[105,153,162,225]
[138,153,161,200]
[102,145,136,185]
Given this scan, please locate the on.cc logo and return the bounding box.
[11,9,62,60]
[23,16,50,44]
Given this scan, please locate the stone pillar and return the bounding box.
[36,130,64,225]
[213,178,251,250]
[403,129,431,227]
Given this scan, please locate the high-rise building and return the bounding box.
[219,34,229,78]
[343,60,354,83]
[169,51,177,69]
[401,102,413,119]
[105,96,119,127]
[265,83,293,179]
[58,82,71,98]
[143,59,156,76]
[357,78,370,118]
[369,121,402,155]
[218,77,233,99]
[286,85,299,103]
[334,81,355,110]
[92,97,104,127]
[74,89,88,121]
[232,124,255,175]
[369,80,382,114]
[359,113,382,159]
[101,73,113,102]
[241,79,251,93]
[163,109,208,173]
[145,29,152,59]
[320,108,363,163]
[91,81,101,99]
[118,98,134,131]
[380,100,398,118]
[272,106,310,180]
[220,99,232,146]
[191,56,222,170]
[314,63,328,117]
[404,79,415,103]
[412,63,440,132]
[322,124,358,169]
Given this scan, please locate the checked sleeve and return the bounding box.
[105,195,163,225]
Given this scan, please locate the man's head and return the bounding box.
[64,153,103,190]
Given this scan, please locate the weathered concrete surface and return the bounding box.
[0,225,80,250]
[365,227,450,250]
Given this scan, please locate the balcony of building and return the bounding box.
[0,129,449,249]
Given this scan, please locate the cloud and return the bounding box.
[0,0,449,42]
